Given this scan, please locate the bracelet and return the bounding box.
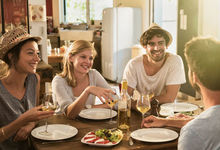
[1,128,5,136]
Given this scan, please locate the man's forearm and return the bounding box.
[164,119,190,128]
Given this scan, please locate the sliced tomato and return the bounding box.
[88,132,95,135]
[96,140,110,144]
[86,137,100,143]
[83,136,96,140]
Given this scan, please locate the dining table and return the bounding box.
[31,109,181,150]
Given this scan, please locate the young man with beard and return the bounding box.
[142,37,220,150]
[123,23,186,104]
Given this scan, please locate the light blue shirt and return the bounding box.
[178,105,220,150]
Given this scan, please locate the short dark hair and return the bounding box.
[184,37,220,90]
[3,38,38,68]
[140,29,170,47]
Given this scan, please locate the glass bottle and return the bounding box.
[47,39,52,55]
[117,79,131,130]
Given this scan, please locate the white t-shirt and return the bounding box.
[52,69,111,113]
[123,52,186,96]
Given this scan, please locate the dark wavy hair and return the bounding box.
[140,29,170,47]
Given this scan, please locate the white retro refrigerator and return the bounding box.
[101,7,142,83]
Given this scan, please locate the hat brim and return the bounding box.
[147,23,173,47]
[0,36,42,60]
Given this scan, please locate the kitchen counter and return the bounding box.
[59,29,94,41]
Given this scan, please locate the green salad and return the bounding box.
[180,111,194,116]
[95,129,123,142]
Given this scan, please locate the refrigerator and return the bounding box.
[101,7,142,83]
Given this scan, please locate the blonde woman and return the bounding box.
[52,40,114,119]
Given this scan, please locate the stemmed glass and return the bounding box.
[39,92,58,136]
[136,92,152,121]
[107,88,119,124]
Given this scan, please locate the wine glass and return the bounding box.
[136,93,151,121]
[107,88,119,124]
[39,92,58,136]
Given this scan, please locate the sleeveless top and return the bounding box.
[0,73,38,150]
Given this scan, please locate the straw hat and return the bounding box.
[144,23,173,47]
[0,28,42,60]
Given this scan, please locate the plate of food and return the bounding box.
[81,128,123,147]
[79,108,117,120]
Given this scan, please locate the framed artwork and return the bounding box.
[1,0,29,34]
[29,5,46,22]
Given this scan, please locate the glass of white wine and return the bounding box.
[136,93,151,121]
[107,88,119,124]
[39,92,58,136]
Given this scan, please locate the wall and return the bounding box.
[114,0,151,32]
[46,0,53,16]
[29,0,47,63]
[198,0,220,39]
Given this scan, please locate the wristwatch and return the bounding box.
[86,104,92,109]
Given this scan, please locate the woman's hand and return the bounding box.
[13,122,35,142]
[20,105,54,123]
[86,86,115,103]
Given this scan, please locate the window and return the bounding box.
[64,0,113,24]
[153,0,177,54]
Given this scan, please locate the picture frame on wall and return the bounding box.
[1,0,29,34]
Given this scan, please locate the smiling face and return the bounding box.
[70,49,94,74]
[15,41,40,73]
[144,35,167,62]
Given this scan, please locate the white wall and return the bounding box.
[198,0,220,39]
[113,0,151,32]
[29,0,47,63]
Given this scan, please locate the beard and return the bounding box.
[148,49,166,62]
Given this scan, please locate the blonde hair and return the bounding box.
[59,40,97,87]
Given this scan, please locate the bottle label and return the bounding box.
[118,100,127,109]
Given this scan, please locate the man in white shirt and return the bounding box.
[123,23,186,104]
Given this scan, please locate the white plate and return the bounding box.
[160,102,198,113]
[79,108,117,120]
[81,131,123,147]
[131,128,178,143]
[31,124,78,140]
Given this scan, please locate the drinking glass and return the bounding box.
[136,93,151,121]
[107,88,119,124]
[39,92,58,136]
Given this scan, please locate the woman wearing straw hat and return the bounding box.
[123,23,186,105]
[0,28,54,149]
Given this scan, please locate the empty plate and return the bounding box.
[131,128,178,143]
[79,108,117,120]
[31,124,78,140]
